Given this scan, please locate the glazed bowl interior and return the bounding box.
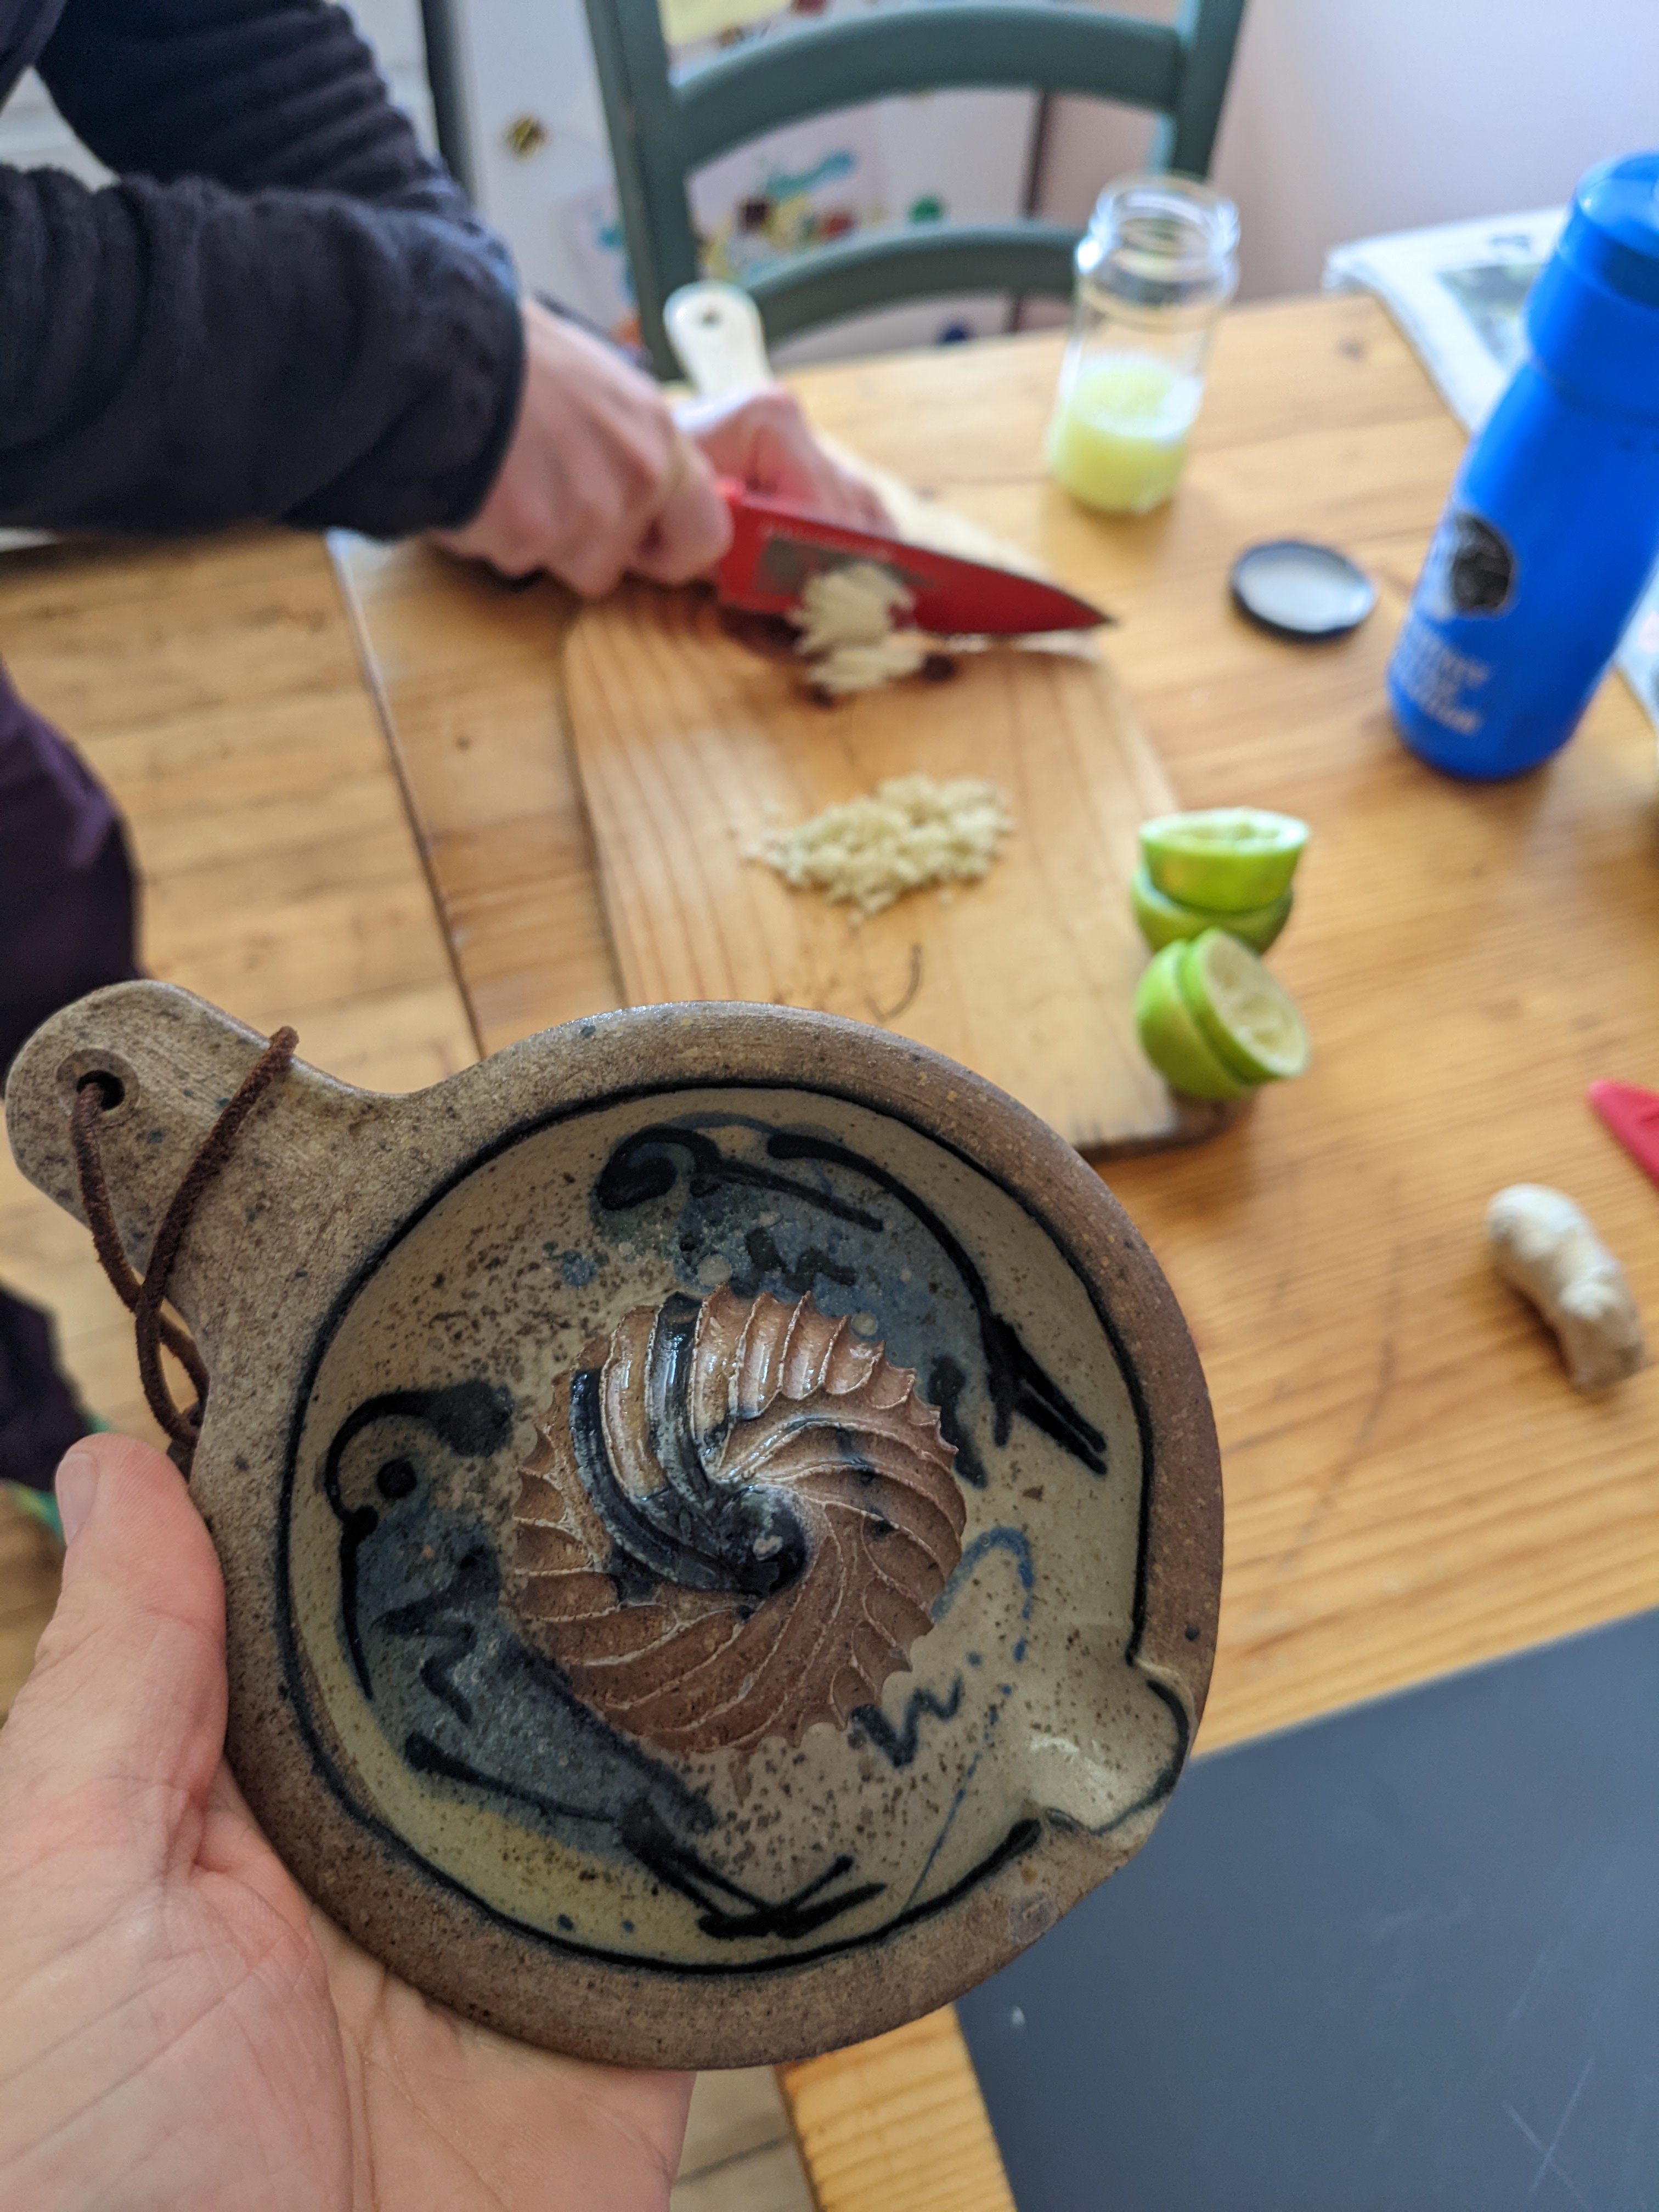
[288,1073,1190,1982]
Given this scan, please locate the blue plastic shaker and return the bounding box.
[1388,151,1659,777]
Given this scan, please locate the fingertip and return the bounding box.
[54,1430,174,1546]
[633,472,732,586]
[563,550,630,598]
[701,481,736,563]
[54,1430,221,1612]
[54,1443,100,1547]
[855,484,893,532]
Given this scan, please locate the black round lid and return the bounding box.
[1229,539,1378,641]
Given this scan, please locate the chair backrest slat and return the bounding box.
[678,8,1184,170]
[748,219,1085,345]
[583,0,1249,374]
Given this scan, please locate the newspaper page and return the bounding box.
[1324,208,1659,737]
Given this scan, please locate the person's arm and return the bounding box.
[0,161,521,535]
[0,0,519,537]
[37,0,481,233]
[10,0,879,562]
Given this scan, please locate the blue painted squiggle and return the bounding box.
[850,1679,964,1769]
[901,1528,1036,1909]
[932,1526,1035,1624]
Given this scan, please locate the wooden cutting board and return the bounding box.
[563,581,1225,1155]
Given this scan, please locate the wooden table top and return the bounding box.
[337,287,1659,1750]
[4,289,1654,2210]
[334,287,1659,2208]
[0,528,477,1457]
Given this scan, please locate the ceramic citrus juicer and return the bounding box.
[6,980,1221,2068]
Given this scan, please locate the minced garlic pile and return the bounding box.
[755,774,1014,916]
[793,563,932,697]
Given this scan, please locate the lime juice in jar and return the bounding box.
[1047,174,1238,515]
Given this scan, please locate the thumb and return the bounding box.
[1,1432,228,1858]
[630,442,732,585]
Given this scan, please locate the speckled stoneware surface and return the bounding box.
[7,982,1221,2068]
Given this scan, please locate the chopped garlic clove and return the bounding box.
[756,775,1015,916]
[793,563,914,655]
[808,636,932,696]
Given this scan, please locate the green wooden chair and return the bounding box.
[583,0,1249,376]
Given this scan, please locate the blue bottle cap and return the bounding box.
[1526,150,1659,415]
[1562,150,1659,307]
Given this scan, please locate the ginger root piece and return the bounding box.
[1486,1183,1647,1393]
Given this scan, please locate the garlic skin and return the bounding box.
[1486,1183,1647,1393]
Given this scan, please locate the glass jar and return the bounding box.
[1046,173,1240,515]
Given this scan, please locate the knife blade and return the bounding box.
[714,479,1110,636]
[1589,1079,1659,1189]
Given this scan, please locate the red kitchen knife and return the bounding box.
[1589,1079,1659,1188]
[713,479,1110,635]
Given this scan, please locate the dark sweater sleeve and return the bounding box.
[38,0,489,233]
[0,0,523,536]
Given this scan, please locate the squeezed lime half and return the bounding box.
[1130,864,1294,954]
[1133,943,1258,1101]
[1179,929,1311,1085]
[1139,808,1309,911]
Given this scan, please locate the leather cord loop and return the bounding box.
[69,1027,298,1474]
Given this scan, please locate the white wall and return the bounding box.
[1039,0,1659,301]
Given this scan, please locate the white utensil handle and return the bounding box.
[664,281,773,397]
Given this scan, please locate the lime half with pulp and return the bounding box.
[1133,943,1257,1101]
[1139,808,1308,910]
[1180,929,1311,1085]
[1130,864,1293,953]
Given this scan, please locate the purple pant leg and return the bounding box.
[0,1294,89,1492]
[0,658,140,1485]
[0,659,139,1073]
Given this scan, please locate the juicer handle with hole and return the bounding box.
[664,280,774,398]
[3,981,341,1357]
